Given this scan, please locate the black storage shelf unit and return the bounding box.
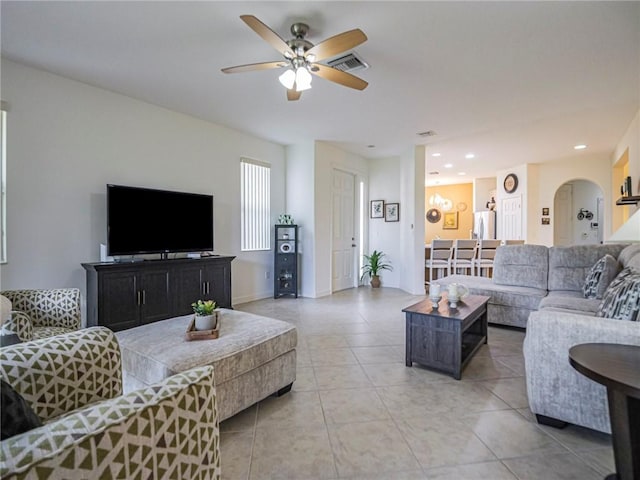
[274,225,298,298]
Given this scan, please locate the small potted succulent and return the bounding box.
[191,299,218,331]
[360,250,393,288]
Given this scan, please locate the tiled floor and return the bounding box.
[221,287,614,480]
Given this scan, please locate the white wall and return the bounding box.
[1,59,286,307]
[612,109,640,218]
[313,141,368,297]
[473,177,497,212]
[399,146,426,295]
[367,156,402,288]
[531,154,611,246]
[285,142,315,297]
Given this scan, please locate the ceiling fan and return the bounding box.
[221,15,368,101]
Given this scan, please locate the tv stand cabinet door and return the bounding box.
[203,262,232,309]
[173,264,205,317]
[139,268,171,325]
[98,270,139,331]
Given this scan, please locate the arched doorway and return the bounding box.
[553,179,604,246]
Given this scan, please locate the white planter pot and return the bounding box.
[194,313,217,331]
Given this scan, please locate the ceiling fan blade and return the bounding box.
[240,15,295,58]
[306,29,367,62]
[287,89,302,101]
[311,64,368,90]
[221,61,288,74]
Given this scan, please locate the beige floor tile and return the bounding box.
[539,424,612,451]
[502,452,602,480]
[479,376,530,409]
[220,404,257,433]
[310,347,359,366]
[362,362,447,387]
[466,410,569,459]
[220,431,253,480]
[313,364,373,390]
[495,355,526,376]
[305,334,350,349]
[327,420,421,477]
[352,345,403,364]
[249,424,337,479]
[229,288,604,479]
[396,414,497,469]
[574,447,616,477]
[292,365,317,391]
[345,333,400,347]
[462,355,522,380]
[256,390,325,428]
[423,461,517,479]
[319,387,390,424]
[378,381,510,420]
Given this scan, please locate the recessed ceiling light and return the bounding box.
[574,144,587,150]
[458,172,466,176]
[465,153,475,159]
[444,163,453,168]
[432,153,441,157]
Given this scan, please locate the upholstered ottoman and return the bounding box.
[115,309,297,421]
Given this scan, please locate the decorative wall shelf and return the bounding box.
[615,196,640,206]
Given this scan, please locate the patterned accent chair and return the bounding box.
[0,288,81,341]
[0,327,221,479]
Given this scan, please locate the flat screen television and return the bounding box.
[107,184,214,257]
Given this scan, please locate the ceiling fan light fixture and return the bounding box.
[295,66,312,91]
[279,69,296,89]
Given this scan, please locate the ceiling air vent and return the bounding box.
[326,52,369,72]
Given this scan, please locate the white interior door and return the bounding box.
[500,196,522,241]
[332,169,356,292]
[554,184,573,246]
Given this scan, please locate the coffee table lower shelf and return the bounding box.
[403,294,490,380]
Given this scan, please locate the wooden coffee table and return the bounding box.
[403,293,490,380]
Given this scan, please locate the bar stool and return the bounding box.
[451,239,477,275]
[474,239,502,277]
[426,239,453,283]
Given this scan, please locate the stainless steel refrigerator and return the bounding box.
[474,211,496,239]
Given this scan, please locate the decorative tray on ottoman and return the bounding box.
[185,317,220,341]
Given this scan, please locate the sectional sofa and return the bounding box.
[434,243,640,433]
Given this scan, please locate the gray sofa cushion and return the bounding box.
[582,254,621,299]
[618,244,640,268]
[548,244,627,293]
[434,274,546,310]
[493,245,549,290]
[539,291,600,315]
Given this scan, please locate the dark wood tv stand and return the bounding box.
[82,256,235,332]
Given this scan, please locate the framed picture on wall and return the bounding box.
[443,211,458,230]
[542,208,550,216]
[385,203,399,222]
[370,200,384,218]
[542,217,550,225]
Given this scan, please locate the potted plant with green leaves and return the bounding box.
[360,250,393,288]
[191,299,218,331]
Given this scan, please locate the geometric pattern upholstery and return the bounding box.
[597,268,640,322]
[0,327,221,480]
[1,311,33,342]
[0,327,122,421]
[0,289,81,341]
[582,254,621,299]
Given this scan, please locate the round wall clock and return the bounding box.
[503,173,519,194]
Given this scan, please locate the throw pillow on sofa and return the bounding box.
[596,267,640,322]
[0,379,43,440]
[583,254,621,299]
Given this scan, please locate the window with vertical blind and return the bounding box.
[240,158,271,251]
